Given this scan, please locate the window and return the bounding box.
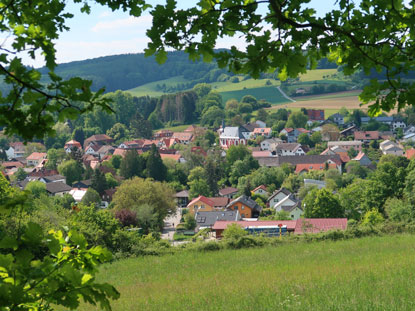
[241,206,245,210]
[201,205,205,209]
[241,213,245,218]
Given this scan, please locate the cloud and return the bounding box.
[99,11,112,18]
[91,15,152,33]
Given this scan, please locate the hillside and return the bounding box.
[78,234,415,311]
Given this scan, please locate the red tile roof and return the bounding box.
[294,218,348,234]
[64,140,82,149]
[212,220,298,230]
[207,197,230,208]
[354,131,379,140]
[219,187,239,196]
[406,148,415,159]
[252,185,268,192]
[353,151,366,161]
[188,195,215,207]
[160,153,182,162]
[295,163,337,173]
[26,152,47,160]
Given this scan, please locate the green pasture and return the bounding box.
[80,234,415,311]
[298,68,338,81]
[220,86,290,104]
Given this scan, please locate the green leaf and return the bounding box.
[0,236,18,250]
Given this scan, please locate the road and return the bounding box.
[161,208,182,240]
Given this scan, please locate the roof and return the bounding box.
[295,163,337,173]
[262,138,283,144]
[297,128,310,134]
[252,185,268,193]
[354,131,379,140]
[85,134,113,142]
[172,132,193,141]
[207,197,230,208]
[72,179,92,188]
[86,144,101,152]
[187,195,215,208]
[220,127,245,139]
[9,142,25,152]
[327,141,362,147]
[97,145,115,154]
[227,195,262,212]
[113,148,128,157]
[268,188,292,202]
[219,187,239,196]
[1,161,24,168]
[212,220,298,231]
[406,149,415,159]
[175,190,189,198]
[282,127,294,133]
[281,201,303,212]
[26,152,47,160]
[252,151,273,158]
[69,188,87,201]
[275,143,302,152]
[331,113,344,118]
[253,128,271,134]
[46,182,72,194]
[196,211,241,227]
[160,153,182,162]
[42,174,65,182]
[352,151,367,161]
[64,140,82,149]
[294,218,348,234]
[257,155,341,167]
[184,125,198,132]
[242,123,260,132]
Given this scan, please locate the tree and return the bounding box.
[286,111,307,129]
[91,168,108,195]
[112,177,176,231]
[25,181,47,198]
[130,112,153,139]
[347,147,358,159]
[46,148,66,170]
[106,123,128,142]
[15,167,27,181]
[188,166,212,199]
[82,188,102,206]
[310,131,322,146]
[303,188,344,218]
[72,127,85,147]
[58,160,84,186]
[297,133,312,147]
[120,149,143,179]
[146,144,167,181]
[110,155,122,170]
[105,173,119,189]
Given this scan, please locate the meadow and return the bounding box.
[80,234,415,311]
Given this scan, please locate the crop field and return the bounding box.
[79,234,415,311]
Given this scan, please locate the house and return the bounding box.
[171,132,193,145]
[187,196,216,214]
[255,120,267,128]
[404,126,415,136]
[1,161,24,170]
[118,140,143,149]
[175,190,189,207]
[212,218,348,238]
[218,187,239,198]
[361,116,406,131]
[83,134,113,149]
[260,138,283,151]
[351,152,372,166]
[208,197,230,209]
[160,153,186,163]
[153,129,173,139]
[252,127,272,138]
[161,138,180,149]
[280,128,310,143]
[258,155,342,173]
[268,188,294,208]
[69,188,88,202]
[330,113,344,126]
[226,195,262,218]
[64,140,82,153]
[340,125,357,138]
[84,144,101,156]
[406,149,415,160]
[39,174,66,184]
[97,145,115,158]
[102,188,116,202]
[252,185,268,197]
[275,143,305,156]
[379,140,404,156]
[46,182,72,196]
[26,152,47,166]
[354,131,379,143]
[402,133,415,143]
[219,127,248,149]
[212,220,298,238]
[252,151,273,159]
[6,142,26,160]
[327,140,363,151]
[195,210,241,232]
[276,201,303,220]
[242,123,260,136]
[72,179,92,189]
[306,109,325,121]
[321,146,350,163]
[392,118,406,131]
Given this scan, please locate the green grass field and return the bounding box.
[80,234,415,311]
[127,76,189,97]
[295,90,362,101]
[298,68,338,81]
[220,86,290,104]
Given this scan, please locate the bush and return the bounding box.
[222,223,248,240]
[115,209,138,227]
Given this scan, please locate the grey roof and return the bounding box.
[175,190,189,198]
[361,116,393,123]
[257,154,341,167]
[242,123,259,132]
[195,211,241,227]
[281,201,303,212]
[227,195,262,212]
[331,113,344,119]
[275,143,301,152]
[219,187,238,196]
[42,175,65,182]
[268,188,292,202]
[221,127,245,139]
[46,182,72,194]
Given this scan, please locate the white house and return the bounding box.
[268,188,303,220]
[252,185,269,197]
[268,188,293,208]
[275,143,305,156]
[260,138,283,151]
[6,142,26,160]
[380,140,404,156]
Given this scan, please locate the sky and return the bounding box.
[17,0,337,68]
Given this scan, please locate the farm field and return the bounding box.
[220,86,290,104]
[79,234,415,311]
[298,68,338,81]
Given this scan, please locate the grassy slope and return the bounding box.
[80,234,415,311]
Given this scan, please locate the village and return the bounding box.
[1,108,414,241]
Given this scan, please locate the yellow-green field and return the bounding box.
[298,68,338,81]
[79,234,415,311]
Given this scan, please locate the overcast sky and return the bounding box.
[17,1,336,67]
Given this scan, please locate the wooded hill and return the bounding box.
[37,51,338,93]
